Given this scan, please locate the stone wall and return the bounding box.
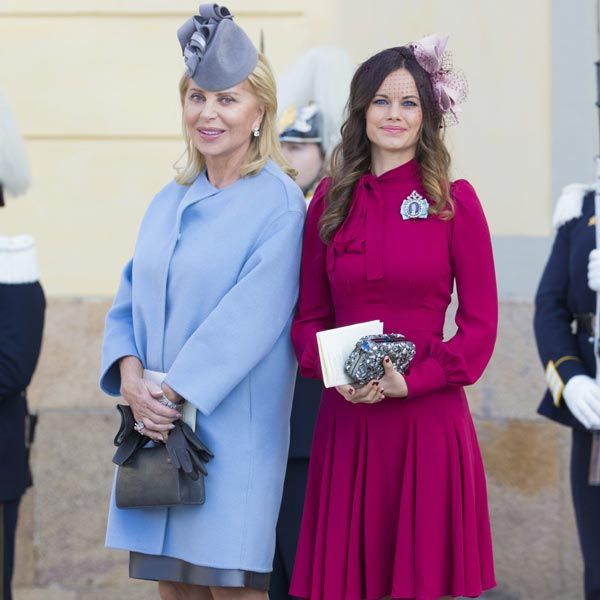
[10,298,583,599]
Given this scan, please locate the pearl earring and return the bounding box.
[253,127,260,137]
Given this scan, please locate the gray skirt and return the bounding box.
[129,551,270,591]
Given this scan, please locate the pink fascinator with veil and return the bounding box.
[410,34,467,125]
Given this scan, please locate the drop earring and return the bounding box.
[253,127,260,137]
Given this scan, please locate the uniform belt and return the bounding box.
[574,313,596,337]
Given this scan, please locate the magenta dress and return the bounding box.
[289,159,497,600]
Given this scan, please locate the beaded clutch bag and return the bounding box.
[344,334,416,385]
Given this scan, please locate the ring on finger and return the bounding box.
[134,420,145,433]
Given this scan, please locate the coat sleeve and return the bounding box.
[163,209,305,416]
[99,259,142,395]
[290,180,335,380]
[404,180,498,398]
[533,219,588,405]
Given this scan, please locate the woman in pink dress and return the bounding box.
[289,36,497,600]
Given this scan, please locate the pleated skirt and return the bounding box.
[289,386,496,600]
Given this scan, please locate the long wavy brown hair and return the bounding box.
[320,46,453,243]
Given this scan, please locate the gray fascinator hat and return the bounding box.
[177,4,259,92]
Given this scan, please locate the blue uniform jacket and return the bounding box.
[534,190,596,429]
[0,282,45,501]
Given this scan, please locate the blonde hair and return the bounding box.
[175,53,295,185]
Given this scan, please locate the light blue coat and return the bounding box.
[100,159,305,572]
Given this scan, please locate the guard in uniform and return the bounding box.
[534,183,600,600]
[0,90,45,600]
[279,103,327,201]
[269,103,327,600]
[269,48,354,600]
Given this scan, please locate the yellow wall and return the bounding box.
[0,0,551,295]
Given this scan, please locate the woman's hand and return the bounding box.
[119,356,180,442]
[336,380,385,404]
[335,357,408,403]
[378,356,408,398]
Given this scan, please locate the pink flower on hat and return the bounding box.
[410,34,467,123]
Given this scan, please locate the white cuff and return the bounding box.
[0,235,40,283]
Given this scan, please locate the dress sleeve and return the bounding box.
[290,179,335,380]
[404,180,498,398]
[99,259,142,396]
[533,220,587,404]
[163,210,305,416]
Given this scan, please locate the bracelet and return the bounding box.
[158,395,182,411]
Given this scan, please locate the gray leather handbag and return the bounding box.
[115,444,206,509]
[112,405,212,509]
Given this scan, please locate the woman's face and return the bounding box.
[365,68,423,164]
[281,142,324,193]
[183,78,265,162]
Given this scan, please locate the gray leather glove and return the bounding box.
[166,420,213,480]
[112,404,148,466]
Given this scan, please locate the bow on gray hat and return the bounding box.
[177,4,258,92]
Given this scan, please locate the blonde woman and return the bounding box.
[99,5,305,599]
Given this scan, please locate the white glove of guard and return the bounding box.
[563,375,600,429]
[587,249,600,292]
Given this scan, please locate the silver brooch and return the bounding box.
[400,191,429,220]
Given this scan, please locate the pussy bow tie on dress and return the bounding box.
[327,173,385,281]
[326,161,427,281]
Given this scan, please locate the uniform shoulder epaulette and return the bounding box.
[552,183,595,229]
